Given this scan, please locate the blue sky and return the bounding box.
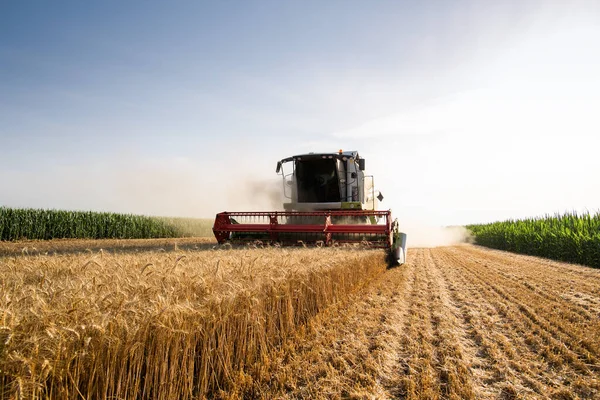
[1,1,599,226]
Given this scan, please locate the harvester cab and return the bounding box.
[213,150,408,265]
[276,150,379,213]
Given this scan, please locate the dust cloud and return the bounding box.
[230,178,285,211]
[0,156,285,218]
[109,161,286,216]
[401,222,473,248]
[2,154,475,246]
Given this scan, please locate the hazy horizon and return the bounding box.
[2,1,599,227]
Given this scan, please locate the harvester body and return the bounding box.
[276,151,378,212]
[213,151,407,265]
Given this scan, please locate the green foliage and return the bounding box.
[0,207,213,241]
[467,211,600,268]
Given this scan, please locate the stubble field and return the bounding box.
[1,240,599,399]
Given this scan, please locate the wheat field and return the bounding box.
[0,244,384,399]
[1,241,599,399]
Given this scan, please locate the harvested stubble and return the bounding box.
[0,246,385,399]
[258,246,600,399]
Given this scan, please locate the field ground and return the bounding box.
[265,246,600,399]
[1,242,599,399]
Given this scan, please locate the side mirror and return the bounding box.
[358,159,365,171]
[276,161,282,173]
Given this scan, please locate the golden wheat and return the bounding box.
[0,246,385,399]
[0,237,216,258]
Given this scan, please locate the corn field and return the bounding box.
[467,211,600,268]
[0,207,213,241]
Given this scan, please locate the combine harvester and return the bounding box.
[213,150,408,265]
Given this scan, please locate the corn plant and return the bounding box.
[467,211,600,268]
[0,207,213,241]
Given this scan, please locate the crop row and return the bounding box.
[0,207,213,241]
[467,211,600,268]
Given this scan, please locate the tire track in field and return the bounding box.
[445,249,593,373]
[436,246,600,398]
[447,247,600,367]
[486,266,597,323]
[395,248,442,399]
[423,249,476,399]
[431,250,531,397]
[458,246,600,317]
[432,248,552,397]
[461,245,600,296]
[383,248,477,399]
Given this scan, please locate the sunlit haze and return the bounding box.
[1,1,599,228]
